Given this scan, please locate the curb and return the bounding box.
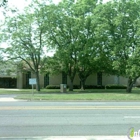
[0,136,128,140]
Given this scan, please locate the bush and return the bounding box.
[136,85,140,88]
[45,85,105,89]
[105,84,127,89]
[73,85,80,89]
[46,84,127,89]
[84,85,105,89]
[46,85,60,89]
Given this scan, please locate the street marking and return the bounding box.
[0,106,140,110]
[66,102,106,105]
[124,116,140,119]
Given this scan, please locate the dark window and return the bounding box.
[26,71,31,88]
[44,74,49,87]
[97,72,102,86]
[62,72,67,84]
[0,78,17,88]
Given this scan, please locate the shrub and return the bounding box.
[46,85,60,89]
[45,84,106,89]
[105,84,127,89]
[136,85,140,88]
[84,85,105,89]
[73,85,80,89]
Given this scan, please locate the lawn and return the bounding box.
[0,88,140,101]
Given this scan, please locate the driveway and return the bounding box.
[0,95,19,102]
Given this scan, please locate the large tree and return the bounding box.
[111,0,140,93]
[95,0,140,92]
[46,0,80,91]
[1,1,49,91]
[74,0,99,90]
[46,0,102,91]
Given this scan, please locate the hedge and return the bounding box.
[46,84,127,89]
[46,85,60,89]
[46,85,104,89]
[105,84,127,89]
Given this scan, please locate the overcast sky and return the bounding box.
[0,0,62,20]
[0,0,110,56]
[8,0,61,8]
[0,0,61,55]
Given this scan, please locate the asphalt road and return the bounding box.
[0,101,140,138]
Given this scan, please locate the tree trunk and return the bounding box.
[69,80,73,91]
[35,71,40,92]
[126,77,137,93]
[80,79,86,90]
[126,84,133,93]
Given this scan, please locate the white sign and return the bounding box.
[29,78,36,85]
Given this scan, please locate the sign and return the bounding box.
[29,78,36,85]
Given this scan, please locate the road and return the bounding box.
[0,101,140,138]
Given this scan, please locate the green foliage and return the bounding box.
[45,0,110,90]
[46,85,80,89]
[0,0,8,7]
[45,85,106,89]
[130,128,134,138]
[85,85,105,89]
[46,85,60,89]
[105,84,127,89]
[1,1,52,91]
[1,0,140,93]
[0,61,17,77]
[94,0,140,92]
[39,0,140,92]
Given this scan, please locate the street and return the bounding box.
[0,101,140,139]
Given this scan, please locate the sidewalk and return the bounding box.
[0,95,20,102]
[0,136,129,140]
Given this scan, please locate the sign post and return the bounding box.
[29,78,37,96]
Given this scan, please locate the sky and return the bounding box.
[8,0,61,9]
[0,0,61,56]
[0,0,62,21]
[0,0,110,56]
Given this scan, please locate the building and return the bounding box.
[16,71,130,89]
[1,62,140,89]
[0,63,17,88]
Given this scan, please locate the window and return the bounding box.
[97,72,102,86]
[62,72,67,84]
[44,74,49,87]
[26,71,31,88]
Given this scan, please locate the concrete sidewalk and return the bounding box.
[0,136,129,140]
[0,95,20,102]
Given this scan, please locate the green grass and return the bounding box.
[0,88,60,94]
[15,93,140,101]
[1,88,140,101]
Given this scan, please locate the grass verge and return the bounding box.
[0,88,140,101]
[12,88,140,101]
[15,93,140,101]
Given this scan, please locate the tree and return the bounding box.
[0,0,8,7]
[1,1,49,91]
[112,0,140,92]
[0,60,17,77]
[73,0,99,90]
[76,0,117,89]
[96,0,140,92]
[46,0,101,91]
[45,1,80,91]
